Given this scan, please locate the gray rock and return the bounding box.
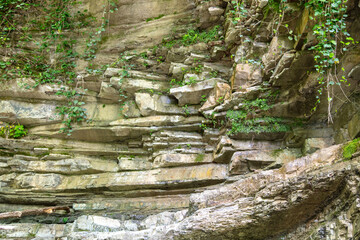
[170,79,217,106]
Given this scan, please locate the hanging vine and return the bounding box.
[305,0,356,122]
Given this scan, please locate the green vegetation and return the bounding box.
[0,124,28,139]
[226,115,291,135]
[0,0,120,134]
[225,98,291,135]
[195,154,205,162]
[146,14,165,22]
[182,105,190,116]
[343,138,360,160]
[161,25,222,49]
[305,0,356,121]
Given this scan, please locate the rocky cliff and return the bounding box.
[0,0,360,239]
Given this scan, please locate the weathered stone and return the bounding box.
[303,138,334,154]
[120,100,142,118]
[184,53,209,65]
[127,70,168,81]
[211,46,226,61]
[85,103,122,122]
[270,51,314,88]
[7,157,119,174]
[214,136,284,163]
[118,156,152,171]
[170,79,217,106]
[152,131,203,142]
[0,79,64,101]
[104,68,121,78]
[169,63,191,79]
[183,73,201,84]
[110,78,170,93]
[203,62,232,76]
[348,112,360,139]
[200,82,231,111]
[73,195,189,213]
[232,63,263,91]
[97,82,122,102]
[135,93,199,116]
[74,215,122,232]
[110,115,204,127]
[229,148,301,175]
[10,164,228,191]
[0,100,60,126]
[262,36,294,73]
[30,124,121,142]
[153,153,213,168]
[208,7,224,16]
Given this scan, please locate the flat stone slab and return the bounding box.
[7,157,119,174]
[153,153,213,168]
[7,164,228,192]
[110,78,170,93]
[0,100,61,126]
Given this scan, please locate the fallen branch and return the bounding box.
[0,206,71,219]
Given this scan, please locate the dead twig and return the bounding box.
[0,206,71,220]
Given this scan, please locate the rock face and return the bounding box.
[0,0,360,239]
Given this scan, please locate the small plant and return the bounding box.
[170,78,184,87]
[191,64,204,74]
[156,56,165,63]
[210,71,218,78]
[201,95,207,103]
[343,138,360,160]
[140,52,148,59]
[183,105,190,116]
[146,14,165,22]
[62,217,69,224]
[161,25,222,48]
[185,76,198,85]
[217,96,224,104]
[55,88,88,135]
[195,154,205,162]
[0,124,28,139]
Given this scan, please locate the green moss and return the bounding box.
[343,138,360,160]
[195,154,205,162]
[271,149,284,158]
[146,14,165,22]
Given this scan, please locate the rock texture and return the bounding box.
[0,0,360,239]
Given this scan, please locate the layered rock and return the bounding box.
[0,0,360,239]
